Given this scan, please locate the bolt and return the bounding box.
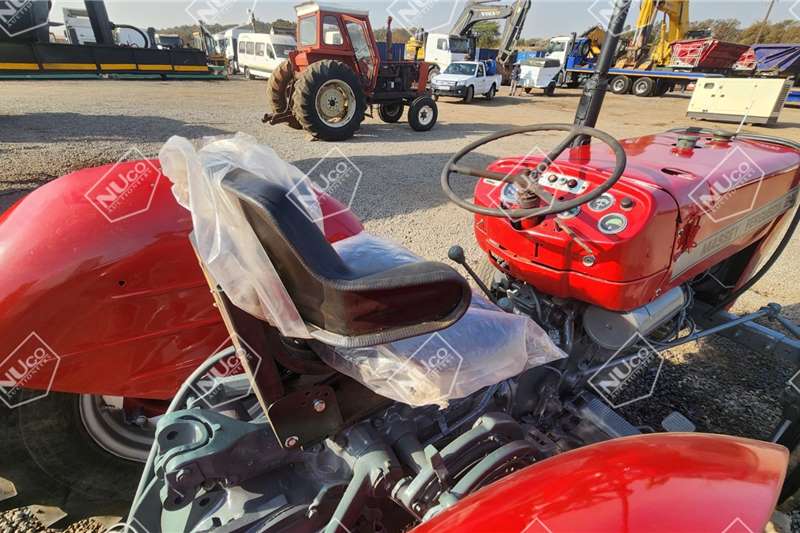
[582,255,596,267]
[175,468,192,485]
[284,435,300,448]
[313,399,327,413]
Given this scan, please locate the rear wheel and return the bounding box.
[268,59,302,129]
[524,87,533,94]
[610,75,631,94]
[293,60,367,141]
[15,392,152,506]
[408,95,438,132]
[378,102,404,123]
[244,67,255,80]
[543,82,556,97]
[463,85,474,104]
[632,76,656,97]
[484,84,497,100]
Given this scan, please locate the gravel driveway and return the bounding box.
[2,77,800,530]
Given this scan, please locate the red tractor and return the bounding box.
[265,2,438,141]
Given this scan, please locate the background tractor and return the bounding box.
[264,2,438,141]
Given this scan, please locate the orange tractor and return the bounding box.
[264,2,439,141]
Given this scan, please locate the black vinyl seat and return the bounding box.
[221,168,471,348]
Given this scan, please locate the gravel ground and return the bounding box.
[2,77,800,530]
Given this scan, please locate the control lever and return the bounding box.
[447,246,493,299]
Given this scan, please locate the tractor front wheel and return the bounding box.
[293,60,366,141]
[378,102,404,123]
[268,60,302,129]
[408,95,438,132]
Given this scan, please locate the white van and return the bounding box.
[237,31,297,79]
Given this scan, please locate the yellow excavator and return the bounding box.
[616,0,689,69]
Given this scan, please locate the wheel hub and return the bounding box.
[79,394,155,462]
[316,80,356,128]
[418,105,434,126]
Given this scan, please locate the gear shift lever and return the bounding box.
[447,245,493,299]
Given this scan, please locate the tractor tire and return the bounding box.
[378,102,404,123]
[268,60,302,130]
[12,392,150,512]
[427,66,440,87]
[463,85,474,104]
[408,95,438,132]
[292,60,366,141]
[484,84,497,100]
[610,75,631,94]
[632,76,656,97]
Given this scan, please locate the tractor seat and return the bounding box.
[221,168,471,348]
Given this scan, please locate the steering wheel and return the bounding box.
[441,124,627,219]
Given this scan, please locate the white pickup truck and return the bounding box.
[431,61,502,103]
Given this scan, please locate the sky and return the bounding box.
[46,0,789,39]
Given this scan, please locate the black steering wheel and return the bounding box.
[441,124,627,219]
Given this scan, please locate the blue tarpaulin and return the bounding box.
[751,44,800,75]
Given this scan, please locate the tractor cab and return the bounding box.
[264,1,438,141]
[294,2,380,91]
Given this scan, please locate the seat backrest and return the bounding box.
[221,168,471,348]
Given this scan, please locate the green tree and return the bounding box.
[472,21,500,48]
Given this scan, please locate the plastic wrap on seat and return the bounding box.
[319,289,566,408]
[159,133,319,339]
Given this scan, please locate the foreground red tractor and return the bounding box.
[265,2,438,141]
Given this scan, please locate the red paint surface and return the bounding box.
[412,433,788,533]
[0,160,362,398]
[474,131,800,311]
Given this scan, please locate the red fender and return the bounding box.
[412,433,787,533]
[0,161,362,400]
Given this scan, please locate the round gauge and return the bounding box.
[557,206,581,219]
[598,213,628,234]
[588,193,615,212]
[501,183,518,204]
